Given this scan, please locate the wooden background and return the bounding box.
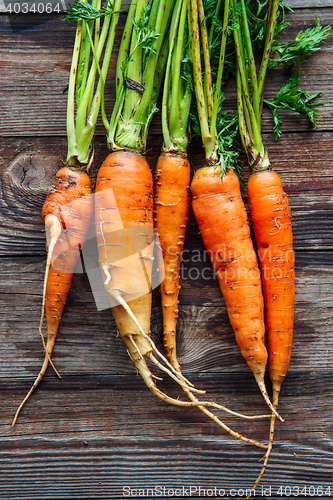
[1,1,333,499]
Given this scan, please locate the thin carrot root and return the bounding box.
[182,386,269,449]
[107,288,203,394]
[119,306,268,450]
[12,334,57,426]
[256,377,283,422]
[13,204,63,426]
[38,214,62,378]
[246,384,281,498]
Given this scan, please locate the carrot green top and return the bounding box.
[189,0,330,177]
[65,0,122,168]
[161,0,191,154]
[188,0,241,178]
[230,0,330,172]
[105,0,177,154]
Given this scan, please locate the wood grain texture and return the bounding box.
[0,4,333,500]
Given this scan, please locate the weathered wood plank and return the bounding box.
[1,368,333,500]
[288,0,333,7]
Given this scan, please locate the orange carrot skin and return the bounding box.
[95,151,153,232]
[247,169,295,389]
[95,151,154,333]
[42,167,93,339]
[191,167,268,379]
[154,152,190,370]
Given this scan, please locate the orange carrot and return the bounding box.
[13,167,93,425]
[154,152,190,371]
[246,168,295,489]
[191,165,282,421]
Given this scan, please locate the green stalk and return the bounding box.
[161,0,183,152]
[108,0,176,153]
[188,0,217,161]
[75,7,112,139]
[76,0,122,162]
[121,0,146,123]
[115,0,137,101]
[235,68,248,153]
[231,0,264,157]
[131,0,175,126]
[162,0,190,153]
[76,21,90,108]
[210,0,229,142]
[198,0,214,121]
[67,21,83,166]
[239,0,260,124]
[208,0,223,49]
[258,0,280,102]
[94,0,101,49]
[66,0,121,166]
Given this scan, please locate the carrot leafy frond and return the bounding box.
[65,0,115,21]
[66,0,122,167]
[264,72,324,139]
[121,4,160,79]
[216,109,241,182]
[269,17,331,69]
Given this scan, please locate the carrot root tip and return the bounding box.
[256,379,284,422]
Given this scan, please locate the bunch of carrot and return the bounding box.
[186,0,327,492]
[93,0,272,448]
[14,0,270,441]
[188,0,282,421]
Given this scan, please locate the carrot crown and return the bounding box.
[188,0,242,178]
[230,0,279,173]
[105,0,176,154]
[64,0,122,168]
[161,0,191,154]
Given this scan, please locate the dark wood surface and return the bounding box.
[1,3,333,500]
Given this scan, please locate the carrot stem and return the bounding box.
[67,21,83,166]
[239,0,260,125]
[198,0,214,121]
[188,0,217,160]
[210,0,229,141]
[258,0,280,102]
